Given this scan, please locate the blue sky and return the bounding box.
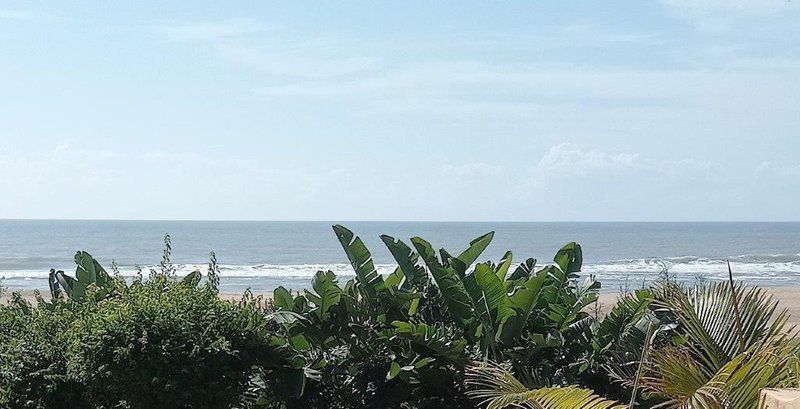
[1,1,799,221]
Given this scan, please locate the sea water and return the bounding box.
[1,220,799,293]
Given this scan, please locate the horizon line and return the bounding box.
[2,218,800,223]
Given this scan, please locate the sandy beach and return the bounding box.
[5,286,800,324]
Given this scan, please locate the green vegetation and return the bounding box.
[0,225,798,408]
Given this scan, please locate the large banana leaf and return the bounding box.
[381,235,427,289]
[391,321,467,365]
[48,269,62,298]
[494,251,513,282]
[548,275,600,332]
[508,258,537,282]
[553,242,582,276]
[332,224,386,300]
[462,263,516,344]
[273,286,295,311]
[500,272,546,344]
[457,231,495,267]
[304,270,342,320]
[55,270,85,300]
[466,363,624,409]
[412,236,473,326]
[74,250,111,287]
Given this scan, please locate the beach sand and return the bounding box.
[5,287,800,325]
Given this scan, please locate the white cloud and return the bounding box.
[531,143,712,187]
[253,58,800,133]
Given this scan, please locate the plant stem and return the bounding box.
[629,321,655,409]
[728,260,746,352]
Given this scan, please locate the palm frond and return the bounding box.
[465,363,625,409]
[656,281,792,373]
[641,347,721,408]
[643,340,799,408]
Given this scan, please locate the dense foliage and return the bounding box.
[1,226,798,408]
[0,248,304,409]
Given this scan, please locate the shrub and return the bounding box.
[0,273,301,409]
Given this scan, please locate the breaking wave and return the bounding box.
[2,254,799,287]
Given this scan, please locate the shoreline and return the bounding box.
[5,286,800,324]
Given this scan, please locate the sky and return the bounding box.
[1,1,799,222]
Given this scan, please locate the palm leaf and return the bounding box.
[644,343,798,409]
[641,347,721,408]
[644,281,799,408]
[657,281,792,373]
[466,363,625,409]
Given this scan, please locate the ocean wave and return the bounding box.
[2,255,799,284]
[0,263,394,280]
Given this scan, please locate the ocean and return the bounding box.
[1,220,799,293]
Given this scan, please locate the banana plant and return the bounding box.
[51,251,115,301]
[411,235,591,359]
[333,224,422,322]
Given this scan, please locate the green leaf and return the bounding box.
[273,287,294,311]
[180,271,201,287]
[55,271,85,301]
[383,267,404,290]
[391,321,467,365]
[457,231,494,267]
[411,237,473,327]
[333,224,385,300]
[305,270,342,320]
[501,273,546,343]
[473,263,516,340]
[495,251,513,282]
[387,361,402,380]
[553,242,582,275]
[508,258,537,283]
[381,235,427,288]
[466,363,625,409]
[74,250,111,287]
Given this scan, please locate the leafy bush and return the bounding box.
[0,257,303,409]
[257,225,614,408]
